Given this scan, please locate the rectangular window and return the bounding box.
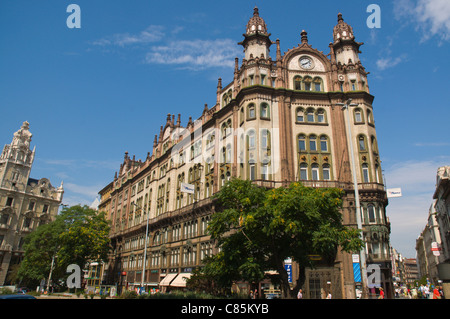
[261,164,269,180]
[317,113,324,123]
[249,163,256,181]
[309,139,317,151]
[314,82,321,91]
[323,167,330,180]
[312,167,319,181]
[362,166,370,183]
[6,197,13,207]
[300,166,308,180]
[320,139,327,152]
[368,206,376,223]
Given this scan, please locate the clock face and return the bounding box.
[299,56,313,69]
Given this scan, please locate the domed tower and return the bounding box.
[238,7,272,60]
[331,13,368,92]
[332,13,362,65]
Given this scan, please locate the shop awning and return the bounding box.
[159,273,177,287]
[170,273,192,287]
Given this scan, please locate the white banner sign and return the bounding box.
[181,183,195,194]
[387,188,402,198]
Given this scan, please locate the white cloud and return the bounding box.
[92,25,241,70]
[394,0,450,42]
[145,39,241,70]
[376,55,406,70]
[93,25,165,47]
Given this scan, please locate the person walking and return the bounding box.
[378,287,384,299]
[432,286,441,299]
[297,289,303,299]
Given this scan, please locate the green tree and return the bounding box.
[198,179,363,299]
[17,205,111,288]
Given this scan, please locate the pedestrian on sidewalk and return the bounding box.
[378,287,384,299]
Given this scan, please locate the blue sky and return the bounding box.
[1,0,449,258]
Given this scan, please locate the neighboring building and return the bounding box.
[390,247,403,287]
[403,258,419,286]
[101,8,392,298]
[0,121,63,285]
[98,181,113,221]
[416,202,443,285]
[433,166,450,297]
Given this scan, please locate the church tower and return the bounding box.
[0,121,63,285]
[0,121,35,193]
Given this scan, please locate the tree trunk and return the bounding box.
[276,262,292,299]
[292,266,306,298]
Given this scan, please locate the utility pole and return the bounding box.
[337,98,369,299]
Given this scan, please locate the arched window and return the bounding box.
[249,160,256,181]
[306,108,315,122]
[323,164,331,180]
[248,103,256,119]
[311,163,319,180]
[303,76,312,91]
[298,134,306,151]
[354,108,363,123]
[320,136,328,152]
[371,135,379,154]
[317,108,326,123]
[367,109,374,125]
[294,76,302,90]
[362,163,370,182]
[358,135,367,151]
[296,108,305,122]
[299,163,308,180]
[226,144,232,163]
[247,130,256,149]
[313,77,323,91]
[261,129,271,150]
[309,135,317,151]
[368,204,376,223]
[260,103,270,119]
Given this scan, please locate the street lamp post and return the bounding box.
[337,98,369,299]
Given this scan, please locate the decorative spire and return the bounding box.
[245,6,269,36]
[301,30,308,44]
[333,12,355,43]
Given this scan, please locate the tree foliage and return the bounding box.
[17,205,111,288]
[189,179,363,298]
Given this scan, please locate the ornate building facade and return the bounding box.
[0,122,64,285]
[101,8,392,298]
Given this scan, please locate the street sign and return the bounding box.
[431,242,441,256]
[308,254,322,261]
[387,188,402,198]
[353,262,361,283]
[285,264,292,283]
